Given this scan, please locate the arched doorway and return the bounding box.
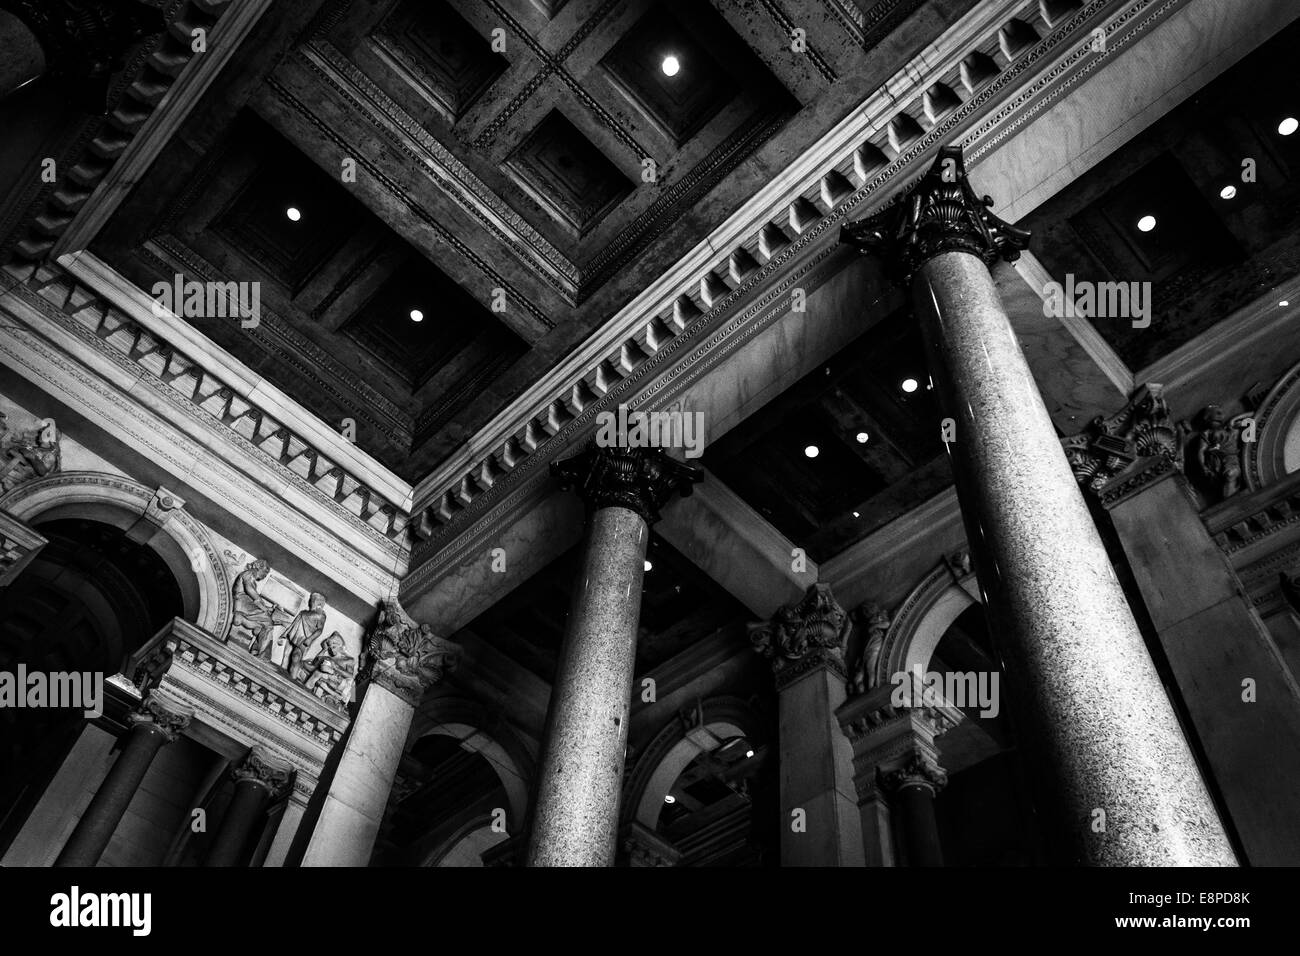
[622,697,776,866]
[0,516,185,852]
[927,603,1047,865]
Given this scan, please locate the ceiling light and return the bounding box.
[664,794,676,804]
[1219,185,1237,200]
[855,431,869,444]
[852,510,860,518]
[286,207,302,222]
[1281,300,1291,308]
[1279,117,1298,136]
[804,444,820,458]
[901,378,919,393]
[662,55,680,77]
[745,750,755,758]
[1137,215,1157,232]
[409,309,423,322]
[644,559,653,572]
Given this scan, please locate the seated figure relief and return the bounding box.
[0,414,61,492]
[225,559,354,708]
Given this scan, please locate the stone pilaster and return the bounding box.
[840,145,1236,866]
[750,583,864,866]
[54,688,192,866]
[1091,450,1300,865]
[301,599,460,866]
[525,444,701,867]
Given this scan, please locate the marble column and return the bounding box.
[53,688,192,867]
[205,746,294,867]
[526,444,701,867]
[882,751,946,867]
[0,10,44,101]
[840,145,1236,866]
[300,600,461,866]
[750,584,865,867]
[0,0,162,110]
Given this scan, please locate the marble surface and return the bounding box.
[301,682,412,867]
[914,251,1236,866]
[526,505,648,866]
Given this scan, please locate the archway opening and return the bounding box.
[929,603,1047,865]
[655,734,773,866]
[0,517,184,851]
[373,733,511,866]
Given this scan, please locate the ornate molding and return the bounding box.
[749,583,852,688]
[5,0,239,258]
[2,260,410,545]
[127,617,351,755]
[551,444,702,525]
[405,0,1141,539]
[839,144,1031,282]
[0,470,234,636]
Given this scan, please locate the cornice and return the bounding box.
[405,0,1144,547]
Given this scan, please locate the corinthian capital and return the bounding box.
[551,443,702,524]
[129,688,193,743]
[364,598,462,707]
[881,749,948,796]
[749,583,851,686]
[840,145,1030,283]
[232,746,294,799]
[1061,383,1179,494]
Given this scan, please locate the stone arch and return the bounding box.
[622,696,762,831]
[0,470,231,637]
[875,560,980,688]
[407,695,533,832]
[1244,359,1300,490]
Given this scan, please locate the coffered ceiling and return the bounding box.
[52,0,980,480]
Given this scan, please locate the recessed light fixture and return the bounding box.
[804,444,820,458]
[1137,215,1157,232]
[409,309,424,322]
[856,431,869,444]
[852,510,860,518]
[745,750,755,758]
[664,794,676,804]
[1279,117,1298,136]
[644,559,653,572]
[1220,185,1237,200]
[286,206,302,222]
[662,55,680,77]
[1281,300,1291,308]
[901,378,919,393]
